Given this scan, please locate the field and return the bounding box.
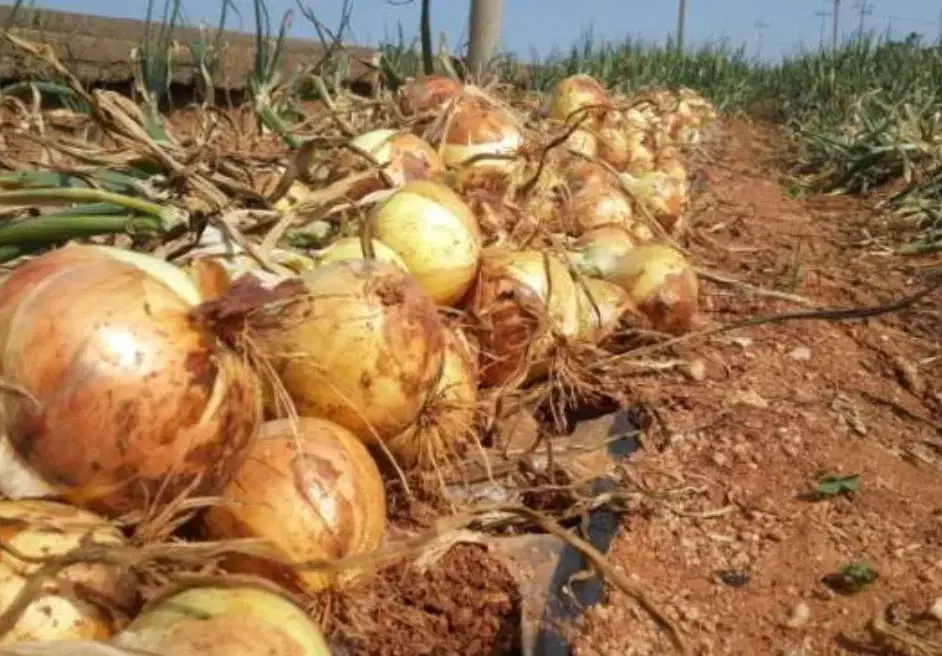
[0,3,939,656]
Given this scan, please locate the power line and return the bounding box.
[855,0,875,36]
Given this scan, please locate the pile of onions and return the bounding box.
[470,249,583,385]
[0,244,262,517]
[250,259,445,442]
[385,326,479,471]
[328,128,445,202]
[113,585,331,656]
[368,179,483,306]
[425,91,524,171]
[0,500,133,645]
[398,74,463,118]
[597,110,656,173]
[202,417,385,593]
[547,74,611,125]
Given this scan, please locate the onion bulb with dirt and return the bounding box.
[368,180,482,306]
[547,73,611,125]
[470,248,583,386]
[0,244,262,517]
[235,259,446,442]
[0,500,134,645]
[113,584,331,656]
[597,243,699,334]
[202,417,385,593]
[385,325,479,472]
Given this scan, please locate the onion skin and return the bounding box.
[603,243,699,334]
[0,500,133,644]
[429,93,524,171]
[569,225,649,279]
[576,278,637,344]
[113,585,331,656]
[562,181,636,235]
[369,180,482,306]
[398,74,463,117]
[202,417,385,593]
[547,74,611,124]
[258,260,445,441]
[0,245,262,517]
[470,249,582,386]
[386,326,478,470]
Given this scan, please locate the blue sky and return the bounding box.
[25,0,942,60]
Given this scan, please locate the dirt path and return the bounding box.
[575,120,942,655]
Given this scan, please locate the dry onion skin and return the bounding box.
[561,180,642,236]
[0,245,262,516]
[620,171,688,235]
[0,500,133,645]
[603,243,699,334]
[254,259,445,442]
[113,585,331,656]
[310,236,409,271]
[369,180,483,306]
[386,326,478,471]
[568,225,649,280]
[202,417,385,593]
[547,73,611,125]
[398,74,463,118]
[576,278,636,344]
[470,249,582,386]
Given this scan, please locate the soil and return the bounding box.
[327,543,521,656]
[573,119,942,655]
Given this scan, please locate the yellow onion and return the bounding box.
[568,225,647,280]
[253,259,445,441]
[369,180,482,306]
[386,326,478,471]
[113,585,331,656]
[426,92,524,172]
[602,243,699,334]
[0,500,133,645]
[576,278,636,344]
[470,249,582,385]
[564,159,611,192]
[310,236,409,271]
[561,180,643,236]
[547,74,611,125]
[202,417,385,593]
[597,110,655,173]
[620,171,687,235]
[398,74,463,117]
[561,128,598,158]
[326,129,446,203]
[0,245,261,516]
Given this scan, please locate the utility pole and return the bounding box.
[815,8,830,49]
[467,0,502,78]
[854,0,874,38]
[676,0,687,51]
[831,0,842,50]
[753,19,771,59]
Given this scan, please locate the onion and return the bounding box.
[602,243,699,334]
[597,110,655,173]
[561,128,598,158]
[202,417,385,593]
[386,326,478,471]
[0,500,133,645]
[253,259,445,442]
[620,171,687,235]
[113,585,331,656]
[369,180,482,306]
[398,74,463,117]
[327,129,445,203]
[470,249,582,385]
[561,180,638,235]
[568,225,647,279]
[0,245,262,516]
[547,74,610,124]
[310,236,409,271]
[273,180,315,214]
[427,92,524,171]
[576,278,635,344]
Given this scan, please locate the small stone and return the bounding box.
[684,358,707,381]
[731,337,753,349]
[929,598,942,622]
[785,601,810,629]
[712,452,729,467]
[732,388,769,409]
[789,346,812,361]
